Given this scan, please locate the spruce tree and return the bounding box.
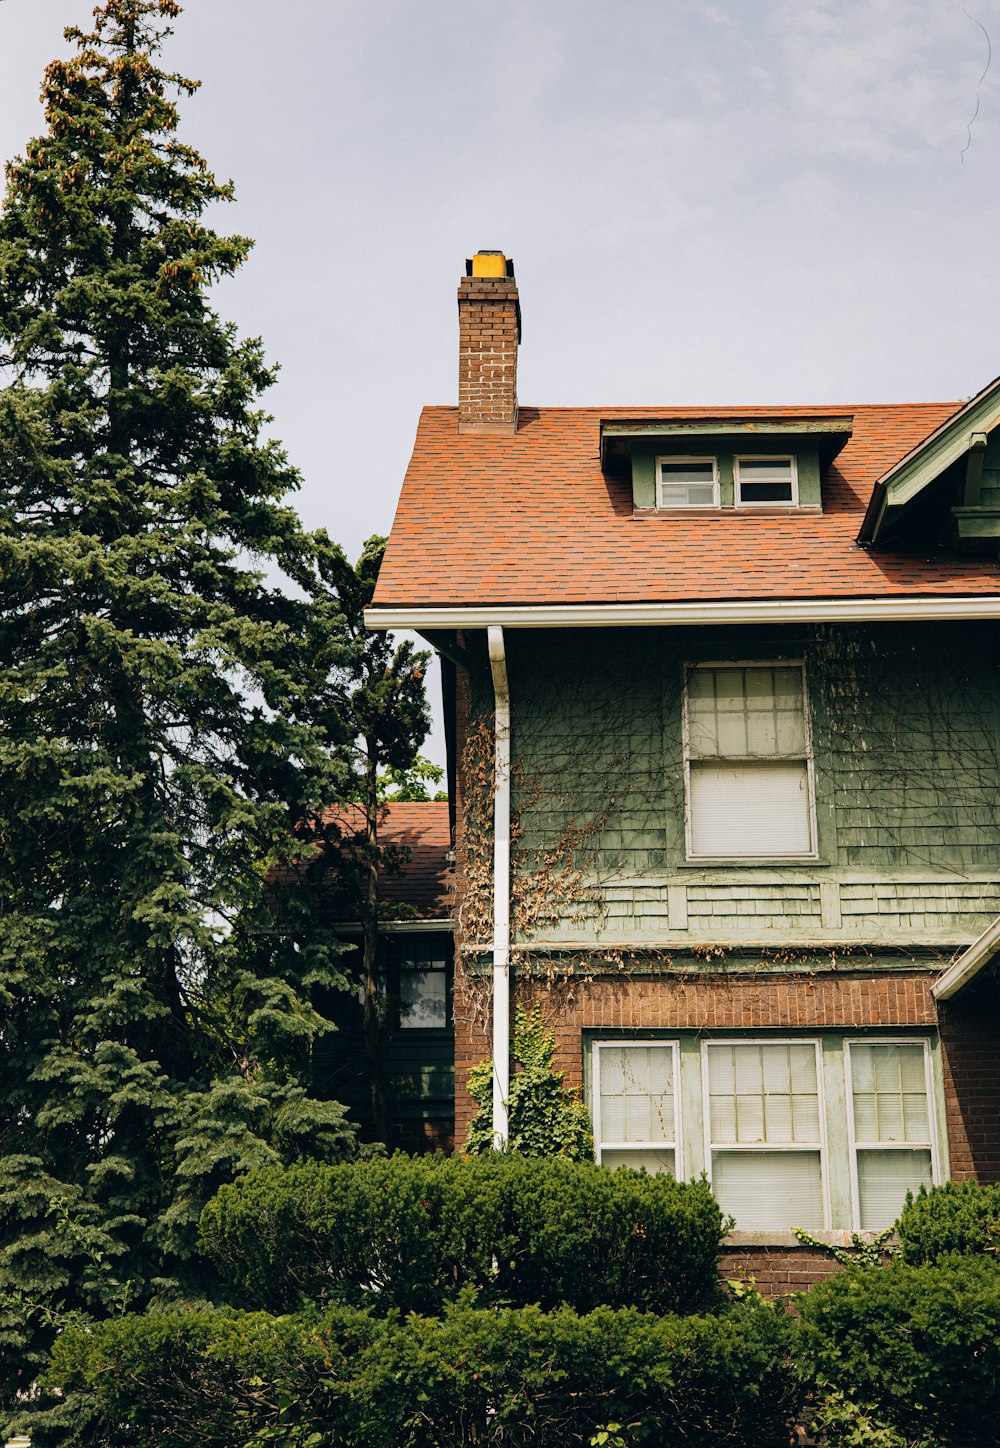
[0,0,358,1397]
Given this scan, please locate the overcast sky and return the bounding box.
[2,0,1000,764]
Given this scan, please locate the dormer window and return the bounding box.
[734,455,798,507]
[656,456,719,508]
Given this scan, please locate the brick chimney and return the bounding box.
[457,251,520,435]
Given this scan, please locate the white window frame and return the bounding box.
[844,1037,941,1231]
[734,454,799,508]
[682,659,819,862]
[592,1039,682,1175]
[701,1036,831,1231]
[655,455,720,510]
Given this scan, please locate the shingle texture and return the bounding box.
[321,802,453,921]
[373,403,1000,606]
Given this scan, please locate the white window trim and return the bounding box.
[681,659,819,862]
[844,1036,941,1232]
[700,1037,831,1231]
[592,1039,682,1175]
[655,454,720,510]
[734,453,799,508]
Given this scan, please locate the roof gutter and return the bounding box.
[487,625,511,1149]
[932,915,1000,1001]
[368,595,1000,632]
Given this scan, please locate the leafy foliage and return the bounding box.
[466,1004,594,1159]
[792,1225,896,1269]
[897,1179,1000,1264]
[199,1153,727,1317]
[795,1256,1000,1448]
[0,0,365,1400]
[37,1296,798,1448]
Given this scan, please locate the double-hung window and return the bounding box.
[656,457,719,508]
[734,455,797,506]
[684,663,816,859]
[704,1041,826,1231]
[592,1041,680,1175]
[847,1040,936,1228]
[590,1035,942,1232]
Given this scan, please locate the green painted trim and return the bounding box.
[929,1031,950,1182]
[822,1034,853,1227]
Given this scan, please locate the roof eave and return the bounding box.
[366,594,1000,631]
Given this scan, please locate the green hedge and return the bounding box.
[795,1256,1000,1447]
[39,1298,798,1448]
[897,1179,1000,1264]
[199,1154,726,1316]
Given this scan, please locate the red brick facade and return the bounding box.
[718,1245,844,1297]
[453,969,940,1140]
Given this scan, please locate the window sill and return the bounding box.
[632,505,822,518]
[723,1229,895,1249]
[678,857,827,869]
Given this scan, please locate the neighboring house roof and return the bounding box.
[371,402,1000,613]
[322,801,454,923]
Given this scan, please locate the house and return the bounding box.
[366,252,1000,1292]
[306,801,456,1152]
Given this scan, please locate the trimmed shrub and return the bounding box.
[40,1297,799,1448]
[795,1256,1000,1448]
[199,1153,726,1316]
[897,1179,1000,1264]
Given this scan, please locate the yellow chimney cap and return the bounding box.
[470,251,510,279]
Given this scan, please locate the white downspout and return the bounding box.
[488,625,511,1148]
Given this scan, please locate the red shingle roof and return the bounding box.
[322,802,453,922]
[373,404,1000,606]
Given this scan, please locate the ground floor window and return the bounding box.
[590,1032,941,1232]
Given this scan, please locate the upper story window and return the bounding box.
[684,662,816,860]
[734,455,798,506]
[656,456,719,509]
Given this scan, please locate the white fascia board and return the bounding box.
[932,914,1000,1001]
[367,595,1000,631]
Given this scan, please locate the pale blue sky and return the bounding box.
[2,0,1000,763]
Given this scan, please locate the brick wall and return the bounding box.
[457,275,519,433]
[453,968,939,1139]
[938,971,1000,1181]
[719,1245,844,1298]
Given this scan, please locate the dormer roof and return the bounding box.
[858,372,1000,546]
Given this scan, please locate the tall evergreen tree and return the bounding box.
[0,0,359,1397]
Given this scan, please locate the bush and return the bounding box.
[39,1297,799,1448]
[795,1256,1000,1447]
[897,1179,1000,1264]
[199,1153,726,1317]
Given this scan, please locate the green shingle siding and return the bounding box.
[498,622,1000,951]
